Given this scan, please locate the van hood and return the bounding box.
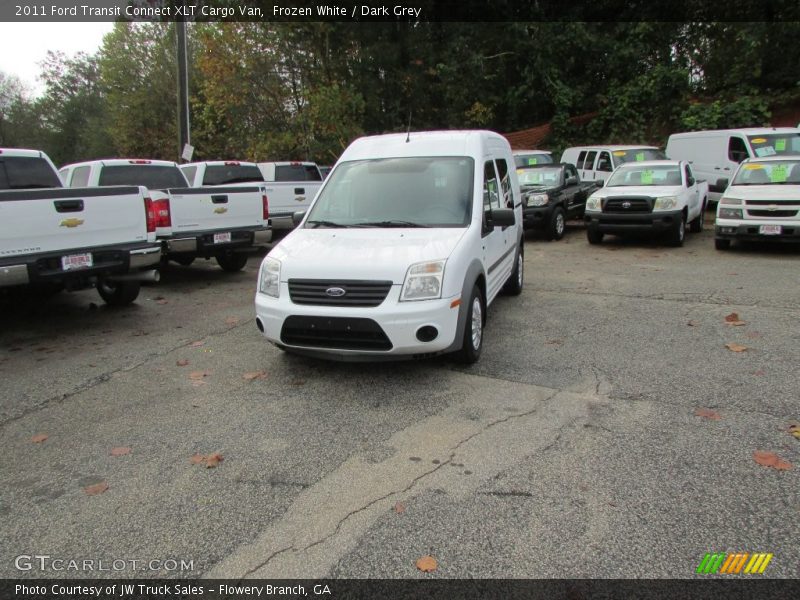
[269,228,468,283]
[593,185,682,197]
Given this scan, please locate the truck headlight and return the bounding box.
[653,196,678,211]
[401,260,445,302]
[258,257,281,297]
[526,193,549,207]
[586,196,602,212]
[718,207,743,220]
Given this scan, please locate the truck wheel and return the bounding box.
[216,252,248,272]
[456,285,484,364]
[548,207,566,241]
[690,202,705,233]
[502,244,524,296]
[668,214,686,247]
[173,255,195,267]
[587,229,604,245]
[96,280,141,306]
[715,238,731,251]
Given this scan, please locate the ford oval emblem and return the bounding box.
[325,287,346,297]
[622,201,632,209]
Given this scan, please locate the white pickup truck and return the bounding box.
[0,148,161,305]
[256,161,324,230]
[715,156,800,250]
[179,161,264,187]
[59,159,271,271]
[584,160,708,246]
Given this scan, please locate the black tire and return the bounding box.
[96,280,141,306]
[547,207,566,241]
[690,201,705,233]
[216,251,248,272]
[173,255,195,267]
[502,244,524,296]
[715,238,731,251]
[456,285,484,364]
[587,229,604,245]
[668,213,686,247]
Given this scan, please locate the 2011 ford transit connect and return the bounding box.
[254,130,524,363]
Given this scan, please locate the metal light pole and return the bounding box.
[176,18,191,161]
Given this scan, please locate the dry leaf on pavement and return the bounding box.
[753,451,792,471]
[189,371,210,380]
[394,502,406,514]
[788,425,800,440]
[694,408,722,420]
[225,316,240,325]
[242,371,267,381]
[84,481,109,496]
[189,340,204,348]
[31,433,49,443]
[415,555,438,572]
[687,320,700,327]
[725,343,748,353]
[190,453,205,465]
[176,359,189,367]
[110,447,131,457]
[724,312,746,326]
[205,453,224,468]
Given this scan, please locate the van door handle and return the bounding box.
[54,199,84,212]
[294,187,305,195]
[714,167,721,170]
[211,195,228,204]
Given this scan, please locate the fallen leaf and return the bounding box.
[394,501,406,514]
[242,370,267,381]
[694,408,722,420]
[753,451,792,471]
[155,298,169,305]
[110,447,131,457]
[31,433,48,443]
[789,425,800,440]
[189,340,204,348]
[84,481,109,496]
[416,555,438,573]
[205,453,224,468]
[753,369,765,376]
[225,316,240,325]
[687,320,700,327]
[724,312,746,326]
[725,343,748,353]
[190,453,205,465]
[189,370,209,380]
[176,359,189,367]
[545,339,563,345]
[290,380,305,386]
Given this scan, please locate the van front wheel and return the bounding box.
[457,285,484,364]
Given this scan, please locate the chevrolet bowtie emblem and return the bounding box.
[60,218,84,228]
[214,207,228,214]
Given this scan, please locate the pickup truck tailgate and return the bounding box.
[0,186,150,256]
[166,186,266,234]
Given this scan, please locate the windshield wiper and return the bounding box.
[306,219,348,228]
[355,220,430,228]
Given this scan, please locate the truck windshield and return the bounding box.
[274,164,322,181]
[513,153,553,167]
[517,166,562,186]
[203,164,264,185]
[747,134,800,158]
[0,157,62,189]
[305,157,474,228]
[611,148,666,164]
[732,160,800,185]
[98,165,188,189]
[606,164,682,187]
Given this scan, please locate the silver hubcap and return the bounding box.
[471,297,482,350]
[556,213,565,235]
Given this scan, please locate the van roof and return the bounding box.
[340,130,509,161]
[670,127,800,138]
[564,145,659,151]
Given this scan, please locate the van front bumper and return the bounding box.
[254,285,461,359]
[585,210,682,235]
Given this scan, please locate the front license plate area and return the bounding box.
[759,225,782,235]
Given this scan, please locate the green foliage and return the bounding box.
[680,96,771,131]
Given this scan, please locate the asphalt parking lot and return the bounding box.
[1,213,798,579]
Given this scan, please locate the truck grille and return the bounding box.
[288,279,393,307]
[747,209,797,218]
[280,316,392,351]
[603,196,653,213]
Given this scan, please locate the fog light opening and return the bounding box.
[416,325,438,343]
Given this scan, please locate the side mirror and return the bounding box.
[490,208,516,228]
[716,178,729,190]
[687,177,695,187]
[566,176,578,186]
[292,210,306,226]
[598,179,605,187]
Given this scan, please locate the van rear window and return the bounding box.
[274,164,322,182]
[0,157,62,190]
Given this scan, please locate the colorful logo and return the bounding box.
[696,552,773,574]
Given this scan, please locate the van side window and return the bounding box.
[483,161,501,210]
[583,151,597,171]
[577,151,587,169]
[728,137,749,163]
[70,166,90,187]
[596,151,613,172]
[494,158,514,208]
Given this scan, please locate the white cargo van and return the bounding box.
[666,128,800,202]
[560,145,666,185]
[254,130,524,363]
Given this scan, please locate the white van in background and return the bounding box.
[512,149,554,168]
[560,145,666,185]
[666,127,800,202]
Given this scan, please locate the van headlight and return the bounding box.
[526,193,549,207]
[258,257,281,297]
[401,260,445,302]
[653,196,678,210]
[586,195,602,212]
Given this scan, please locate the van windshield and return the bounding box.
[514,153,553,167]
[732,160,800,185]
[606,164,682,187]
[747,134,800,158]
[611,148,667,164]
[305,157,474,228]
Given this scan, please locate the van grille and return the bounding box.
[288,279,393,307]
[280,316,392,351]
[603,196,653,213]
